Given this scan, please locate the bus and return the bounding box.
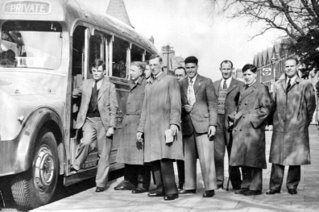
[0,0,157,209]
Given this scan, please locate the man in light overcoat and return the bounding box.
[213,60,243,190]
[179,56,218,198]
[266,57,316,195]
[137,55,183,201]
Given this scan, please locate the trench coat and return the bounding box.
[116,77,146,165]
[229,82,273,169]
[138,72,183,162]
[269,76,316,165]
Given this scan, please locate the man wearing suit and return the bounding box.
[179,56,218,197]
[213,60,243,190]
[72,59,118,192]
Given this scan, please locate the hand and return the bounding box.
[170,124,179,136]
[72,88,81,98]
[183,104,193,112]
[137,132,143,141]
[106,127,114,137]
[208,126,216,139]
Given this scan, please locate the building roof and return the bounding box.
[106,0,133,28]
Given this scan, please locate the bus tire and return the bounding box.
[11,129,59,209]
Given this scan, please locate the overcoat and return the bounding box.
[138,73,183,162]
[75,77,118,130]
[269,76,316,165]
[229,82,272,169]
[116,77,146,165]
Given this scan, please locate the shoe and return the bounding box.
[287,189,297,195]
[266,189,280,195]
[114,181,135,190]
[234,188,248,195]
[243,190,262,196]
[132,187,148,194]
[148,190,164,197]
[96,187,106,192]
[217,185,223,190]
[203,190,215,198]
[179,189,196,194]
[178,182,184,190]
[70,165,79,172]
[164,193,178,201]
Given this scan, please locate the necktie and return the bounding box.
[223,80,227,89]
[287,79,291,92]
[91,81,98,111]
[187,79,196,106]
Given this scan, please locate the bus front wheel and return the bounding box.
[11,129,59,209]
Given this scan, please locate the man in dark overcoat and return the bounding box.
[213,60,243,190]
[266,57,316,195]
[179,56,218,198]
[137,55,183,201]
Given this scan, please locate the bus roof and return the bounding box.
[0,0,157,54]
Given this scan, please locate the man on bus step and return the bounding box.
[72,59,118,192]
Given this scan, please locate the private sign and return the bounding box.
[5,1,50,14]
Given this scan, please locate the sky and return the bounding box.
[80,0,285,79]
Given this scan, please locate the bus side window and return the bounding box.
[112,37,127,78]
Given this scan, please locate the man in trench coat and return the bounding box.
[213,60,243,190]
[179,56,218,198]
[137,55,183,201]
[266,57,316,195]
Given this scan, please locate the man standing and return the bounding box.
[267,57,316,195]
[72,59,118,192]
[213,60,243,190]
[179,56,218,197]
[137,55,183,201]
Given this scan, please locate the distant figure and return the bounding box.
[72,59,118,192]
[229,64,272,196]
[266,57,316,195]
[137,55,183,201]
[115,61,150,193]
[213,60,243,190]
[144,63,151,80]
[174,66,186,81]
[179,56,218,198]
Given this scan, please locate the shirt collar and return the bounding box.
[188,74,198,85]
[286,75,297,84]
[221,77,232,88]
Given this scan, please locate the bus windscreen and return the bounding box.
[0,21,62,70]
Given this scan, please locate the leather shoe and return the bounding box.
[179,189,196,194]
[164,193,178,201]
[234,188,248,195]
[266,189,280,195]
[148,190,164,197]
[243,190,262,196]
[203,190,215,198]
[132,187,148,194]
[95,187,106,192]
[114,181,135,190]
[287,189,297,195]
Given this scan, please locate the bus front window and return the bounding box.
[0,21,62,69]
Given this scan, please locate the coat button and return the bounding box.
[239,129,242,131]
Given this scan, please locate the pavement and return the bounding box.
[31,126,319,212]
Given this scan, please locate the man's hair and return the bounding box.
[92,59,106,70]
[131,61,146,74]
[174,66,186,75]
[285,56,299,65]
[149,54,162,63]
[220,60,233,69]
[242,64,257,73]
[184,56,198,65]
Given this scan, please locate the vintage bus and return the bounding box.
[0,0,157,209]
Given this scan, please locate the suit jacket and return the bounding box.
[75,77,118,130]
[181,74,218,134]
[213,78,244,129]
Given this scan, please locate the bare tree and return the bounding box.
[211,0,319,72]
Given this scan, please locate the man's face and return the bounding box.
[174,68,186,81]
[149,57,162,76]
[185,62,198,79]
[243,69,256,86]
[284,59,298,78]
[220,62,233,80]
[92,65,105,81]
[129,65,142,81]
[144,65,151,79]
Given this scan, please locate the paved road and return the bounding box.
[3,126,319,212]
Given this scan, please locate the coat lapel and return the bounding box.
[193,75,203,95]
[226,78,237,95]
[98,77,108,100]
[214,79,221,92]
[239,83,256,102]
